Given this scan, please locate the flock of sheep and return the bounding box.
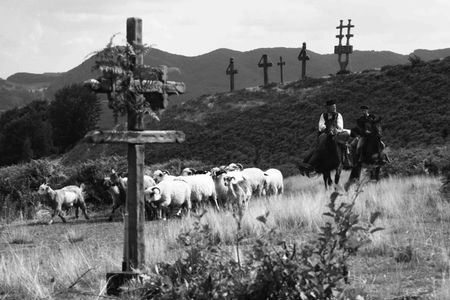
[37,163,284,224]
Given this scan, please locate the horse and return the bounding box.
[303,127,351,189]
[345,117,389,190]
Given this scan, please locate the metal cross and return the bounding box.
[298,42,310,80]
[334,19,354,74]
[257,54,272,87]
[226,57,238,91]
[83,17,186,295]
[277,56,285,84]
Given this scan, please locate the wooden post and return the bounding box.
[226,58,238,92]
[334,19,354,74]
[257,54,272,87]
[125,17,146,272]
[298,42,310,80]
[277,56,285,84]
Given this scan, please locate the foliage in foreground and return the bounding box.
[127,191,380,299]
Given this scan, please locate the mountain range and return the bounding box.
[2,47,450,126]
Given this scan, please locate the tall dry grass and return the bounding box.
[0,174,447,298]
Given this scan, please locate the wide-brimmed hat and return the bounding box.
[326,100,336,106]
[360,105,369,110]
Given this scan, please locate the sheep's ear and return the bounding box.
[162,169,170,175]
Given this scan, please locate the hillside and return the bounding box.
[0,79,43,111]
[2,47,450,127]
[62,56,450,176]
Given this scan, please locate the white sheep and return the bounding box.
[152,169,176,183]
[223,174,252,212]
[38,183,89,224]
[179,174,220,211]
[211,168,249,208]
[144,179,192,220]
[264,168,284,196]
[241,167,267,197]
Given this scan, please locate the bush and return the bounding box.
[128,190,380,299]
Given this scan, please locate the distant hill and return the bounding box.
[0,78,43,111]
[63,56,450,176]
[3,47,450,126]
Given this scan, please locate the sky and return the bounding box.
[0,0,449,79]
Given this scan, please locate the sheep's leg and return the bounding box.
[74,205,79,219]
[210,195,220,212]
[58,209,67,223]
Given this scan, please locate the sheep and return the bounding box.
[264,168,284,196]
[144,179,192,220]
[105,170,156,221]
[179,174,220,211]
[181,167,210,176]
[211,168,248,208]
[152,169,176,183]
[241,167,267,198]
[38,183,89,225]
[223,174,252,213]
[225,163,244,171]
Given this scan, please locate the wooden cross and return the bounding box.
[334,19,354,74]
[277,56,285,84]
[298,42,310,80]
[83,17,186,295]
[226,57,238,92]
[257,54,272,87]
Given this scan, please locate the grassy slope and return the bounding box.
[0,175,448,299]
[63,57,450,177]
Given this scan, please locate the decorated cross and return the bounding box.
[226,57,238,92]
[258,54,272,87]
[334,19,354,74]
[298,42,310,80]
[277,56,285,84]
[83,17,186,295]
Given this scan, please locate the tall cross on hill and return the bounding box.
[258,54,272,87]
[83,17,186,295]
[334,19,354,74]
[226,57,238,91]
[277,56,285,84]
[298,42,310,80]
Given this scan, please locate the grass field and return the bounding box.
[0,173,448,299]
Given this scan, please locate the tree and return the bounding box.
[49,84,101,152]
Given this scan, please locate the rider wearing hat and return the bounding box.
[354,105,376,162]
[301,100,347,172]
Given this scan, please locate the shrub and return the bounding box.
[127,189,380,299]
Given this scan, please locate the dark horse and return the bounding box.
[345,117,389,191]
[313,128,351,189]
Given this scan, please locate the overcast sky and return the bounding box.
[0,0,449,79]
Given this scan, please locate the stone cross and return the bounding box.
[257,54,272,87]
[277,56,285,84]
[83,17,185,295]
[334,19,354,74]
[298,42,310,80]
[226,57,238,91]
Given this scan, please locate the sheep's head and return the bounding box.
[37,183,50,195]
[153,169,170,183]
[145,186,162,203]
[226,163,243,171]
[181,168,194,176]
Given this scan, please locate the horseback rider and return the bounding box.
[301,100,350,173]
[353,105,376,163]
